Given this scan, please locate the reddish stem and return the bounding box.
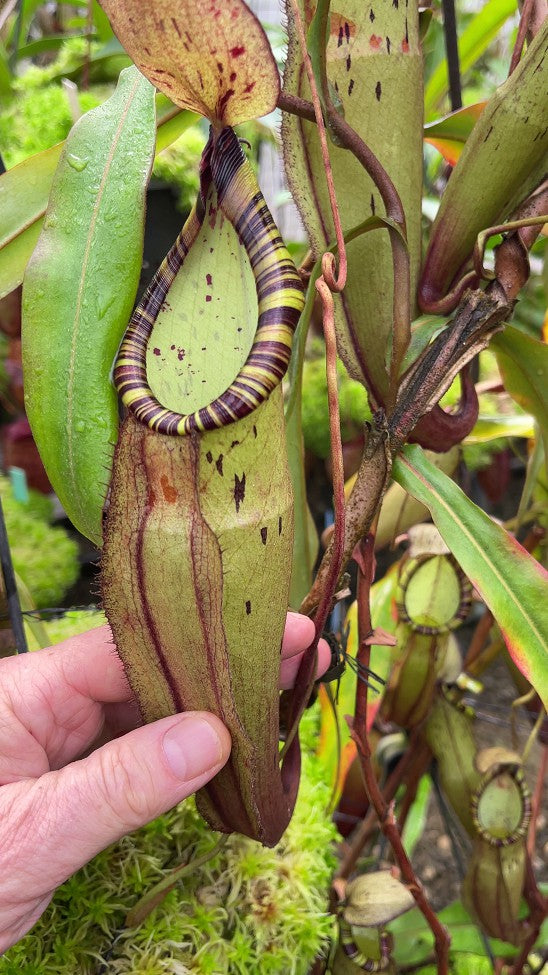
[509,0,536,74]
[397,741,433,834]
[286,0,347,293]
[312,278,347,641]
[463,609,494,670]
[336,731,424,881]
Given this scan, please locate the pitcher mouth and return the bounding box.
[114,126,304,437]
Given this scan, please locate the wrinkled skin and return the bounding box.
[0,615,329,953]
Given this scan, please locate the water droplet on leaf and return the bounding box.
[66,154,88,172]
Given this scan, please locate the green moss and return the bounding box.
[40,609,106,646]
[0,477,79,608]
[301,350,372,459]
[1,703,335,974]
[0,77,104,168]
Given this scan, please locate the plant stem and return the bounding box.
[336,731,422,880]
[285,0,347,292]
[509,854,548,975]
[509,0,536,74]
[349,539,451,975]
[463,609,494,670]
[527,744,547,857]
[280,274,347,762]
[441,0,462,110]
[280,0,349,765]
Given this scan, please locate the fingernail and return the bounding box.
[162,716,224,781]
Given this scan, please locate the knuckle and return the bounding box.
[94,745,159,831]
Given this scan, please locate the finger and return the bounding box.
[2,625,132,710]
[0,712,231,934]
[279,636,331,690]
[281,612,315,658]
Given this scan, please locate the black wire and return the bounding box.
[442,0,462,112]
[0,496,28,653]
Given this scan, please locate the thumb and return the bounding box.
[2,713,230,899]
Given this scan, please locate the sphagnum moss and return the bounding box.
[3,615,336,975]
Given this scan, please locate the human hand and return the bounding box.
[0,613,329,952]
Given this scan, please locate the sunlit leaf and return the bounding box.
[465,414,535,444]
[99,0,280,125]
[0,101,199,299]
[0,144,62,300]
[402,774,432,857]
[424,102,486,165]
[424,0,516,117]
[22,67,156,545]
[393,445,548,709]
[492,326,548,457]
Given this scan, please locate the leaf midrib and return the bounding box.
[399,453,547,653]
[67,73,143,525]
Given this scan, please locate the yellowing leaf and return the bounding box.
[492,326,548,458]
[99,0,280,125]
[424,102,486,165]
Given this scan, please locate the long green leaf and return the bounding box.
[22,66,156,545]
[424,0,516,117]
[492,326,548,458]
[15,34,95,60]
[465,414,535,444]
[393,445,548,708]
[0,101,199,300]
[424,101,486,165]
[0,144,63,300]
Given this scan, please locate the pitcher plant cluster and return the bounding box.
[1,1,546,973]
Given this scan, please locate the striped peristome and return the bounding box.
[114,126,304,436]
[470,763,531,848]
[338,919,392,972]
